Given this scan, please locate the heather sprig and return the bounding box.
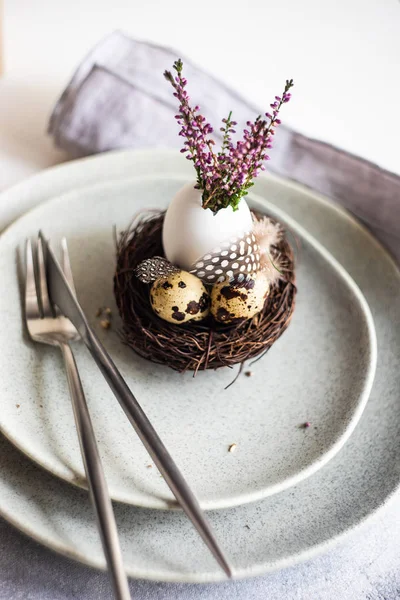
[163,60,217,192]
[219,111,237,155]
[164,60,293,213]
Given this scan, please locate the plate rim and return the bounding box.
[0,173,377,510]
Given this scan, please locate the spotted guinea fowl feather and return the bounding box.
[190,217,283,285]
[135,256,180,283]
[190,231,261,284]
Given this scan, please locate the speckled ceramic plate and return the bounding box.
[0,150,397,582]
[0,172,376,510]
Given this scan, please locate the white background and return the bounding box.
[1,0,399,191]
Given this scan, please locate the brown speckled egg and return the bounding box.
[211,273,269,323]
[150,271,210,324]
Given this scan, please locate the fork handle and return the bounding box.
[59,342,131,600]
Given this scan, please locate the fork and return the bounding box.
[25,236,131,600]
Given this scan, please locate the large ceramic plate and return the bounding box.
[0,150,397,582]
[0,174,376,510]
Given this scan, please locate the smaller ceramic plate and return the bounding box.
[0,176,377,510]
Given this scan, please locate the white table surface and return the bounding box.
[1,2,400,599]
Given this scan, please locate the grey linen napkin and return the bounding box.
[49,31,400,263]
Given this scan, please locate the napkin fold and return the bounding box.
[49,30,400,262]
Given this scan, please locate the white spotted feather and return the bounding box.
[135,256,180,283]
[190,216,283,286]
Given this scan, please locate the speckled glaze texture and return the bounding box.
[0,150,398,584]
[0,177,376,510]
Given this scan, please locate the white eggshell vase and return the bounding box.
[162,182,253,271]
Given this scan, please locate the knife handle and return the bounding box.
[84,327,231,578]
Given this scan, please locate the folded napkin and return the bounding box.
[49,31,400,262]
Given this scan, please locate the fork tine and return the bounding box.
[61,238,77,297]
[37,236,53,317]
[25,239,41,320]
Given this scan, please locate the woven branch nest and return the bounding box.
[114,211,297,374]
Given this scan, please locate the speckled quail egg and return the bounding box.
[150,271,210,324]
[211,273,269,323]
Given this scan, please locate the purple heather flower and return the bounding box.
[164,60,293,212]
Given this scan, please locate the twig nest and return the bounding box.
[150,271,210,324]
[211,273,270,323]
[114,212,296,373]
